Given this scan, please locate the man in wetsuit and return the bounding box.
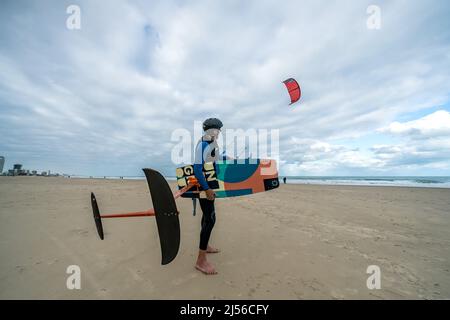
[193,118,225,275]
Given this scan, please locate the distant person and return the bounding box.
[283,177,287,184]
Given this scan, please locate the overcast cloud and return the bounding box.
[1,0,449,176]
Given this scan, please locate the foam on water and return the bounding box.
[283,176,450,188]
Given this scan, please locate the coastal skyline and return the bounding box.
[1,1,450,177]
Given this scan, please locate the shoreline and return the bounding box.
[2,176,450,190]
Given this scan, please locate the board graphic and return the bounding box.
[176,159,279,198]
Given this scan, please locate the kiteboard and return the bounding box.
[176,159,279,198]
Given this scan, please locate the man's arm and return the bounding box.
[193,141,210,190]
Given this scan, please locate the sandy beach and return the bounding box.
[0,176,449,299]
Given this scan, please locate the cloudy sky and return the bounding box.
[1,0,450,177]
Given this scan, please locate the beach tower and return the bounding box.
[13,164,23,176]
[0,156,4,173]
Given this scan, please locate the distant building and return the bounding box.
[2,162,60,177]
[12,164,23,176]
[0,156,4,173]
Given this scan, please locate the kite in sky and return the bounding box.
[283,78,301,105]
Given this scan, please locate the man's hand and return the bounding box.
[205,189,215,201]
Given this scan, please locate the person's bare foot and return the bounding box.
[195,260,217,275]
[206,245,220,254]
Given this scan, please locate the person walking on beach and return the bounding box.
[193,118,225,275]
[283,177,287,184]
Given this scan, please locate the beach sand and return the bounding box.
[0,176,449,299]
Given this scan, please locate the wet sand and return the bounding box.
[0,176,449,299]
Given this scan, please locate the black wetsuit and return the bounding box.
[193,137,222,251]
[198,198,216,250]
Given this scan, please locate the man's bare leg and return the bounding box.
[206,245,220,253]
[195,250,217,275]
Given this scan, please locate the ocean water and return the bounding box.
[282,176,450,188]
[67,175,450,188]
[67,175,146,180]
[66,175,176,181]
